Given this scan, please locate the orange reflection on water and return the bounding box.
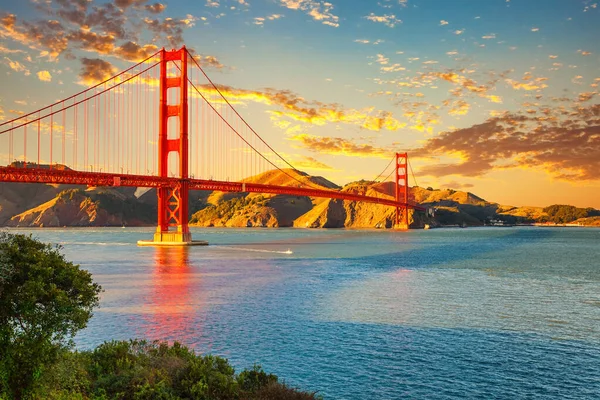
[146,246,204,343]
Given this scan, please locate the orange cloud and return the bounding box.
[3,56,30,75]
[278,0,339,27]
[79,58,118,85]
[194,84,406,132]
[411,103,600,181]
[293,156,335,171]
[290,134,394,158]
[114,41,159,62]
[37,70,52,82]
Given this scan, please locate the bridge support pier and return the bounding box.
[138,46,207,247]
[394,152,410,230]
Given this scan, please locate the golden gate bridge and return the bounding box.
[0,47,424,245]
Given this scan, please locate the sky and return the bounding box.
[0,0,599,208]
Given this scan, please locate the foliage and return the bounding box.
[190,196,269,224]
[542,204,600,223]
[39,340,320,400]
[0,233,101,400]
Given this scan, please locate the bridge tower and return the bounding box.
[395,152,409,229]
[138,47,206,246]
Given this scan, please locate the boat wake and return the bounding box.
[212,245,293,255]
[57,241,132,246]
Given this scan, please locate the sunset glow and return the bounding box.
[1,0,599,207]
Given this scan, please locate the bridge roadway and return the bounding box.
[0,166,425,211]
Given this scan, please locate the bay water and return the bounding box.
[9,227,600,399]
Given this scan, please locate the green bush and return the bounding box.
[38,340,320,400]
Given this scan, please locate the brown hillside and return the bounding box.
[242,168,339,189]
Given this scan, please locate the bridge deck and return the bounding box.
[0,167,425,211]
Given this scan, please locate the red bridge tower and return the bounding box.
[395,152,410,229]
[138,47,205,246]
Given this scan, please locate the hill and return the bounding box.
[5,187,155,227]
[2,168,599,228]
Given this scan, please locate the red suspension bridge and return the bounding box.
[0,46,424,245]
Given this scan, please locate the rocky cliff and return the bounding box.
[5,188,155,227]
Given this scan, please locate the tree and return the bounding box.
[0,233,101,399]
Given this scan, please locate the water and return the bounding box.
[8,227,600,399]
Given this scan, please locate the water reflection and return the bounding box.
[144,246,203,343]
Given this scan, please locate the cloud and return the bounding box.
[290,134,394,158]
[578,92,598,102]
[440,20,448,26]
[0,14,68,59]
[145,3,167,14]
[3,56,30,75]
[115,0,149,9]
[442,181,474,190]
[0,0,193,64]
[380,63,405,73]
[144,15,197,48]
[66,29,115,55]
[193,84,406,132]
[278,0,339,27]
[192,54,226,69]
[505,78,548,91]
[411,103,600,181]
[37,70,52,82]
[365,13,401,28]
[375,53,389,65]
[293,156,335,170]
[448,100,470,116]
[113,41,158,61]
[79,58,117,85]
[254,14,283,25]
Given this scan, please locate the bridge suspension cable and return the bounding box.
[185,50,330,191]
[0,61,160,135]
[185,64,327,191]
[0,50,161,132]
[408,158,419,188]
[371,155,395,182]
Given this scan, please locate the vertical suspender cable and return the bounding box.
[62,102,66,166]
[50,108,53,169]
[37,114,41,167]
[23,120,27,167]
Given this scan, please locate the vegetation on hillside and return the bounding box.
[190,195,268,224]
[541,204,600,224]
[0,233,319,399]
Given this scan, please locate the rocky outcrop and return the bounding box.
[8,191,116,227]
[6,188,155,227]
